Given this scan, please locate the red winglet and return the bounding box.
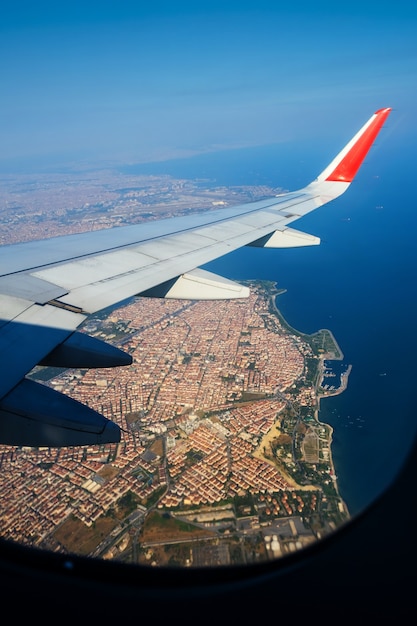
[325,108,392,182]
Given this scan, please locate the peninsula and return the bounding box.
[1,279,350,567]
[0,169,351,567]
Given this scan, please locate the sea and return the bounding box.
[121,129,417,518]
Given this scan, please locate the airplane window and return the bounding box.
[1,117,416,575]
[1,7,416,593]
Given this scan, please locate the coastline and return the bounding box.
[315,363,352,513]
[263,281,351,516]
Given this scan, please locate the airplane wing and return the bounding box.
[0,107,392,447]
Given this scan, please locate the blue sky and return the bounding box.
[1,1,416,168]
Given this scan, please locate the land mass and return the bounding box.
[1,280,350,567]
[0,169,350,568]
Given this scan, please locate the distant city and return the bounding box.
[0,167,283,244]
[0,169,349,567]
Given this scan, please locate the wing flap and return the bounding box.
[0,275,68,304]
[0,295,33,329]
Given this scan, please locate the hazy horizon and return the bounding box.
[1,2,416,170]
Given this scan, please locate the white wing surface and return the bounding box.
[0,108,392,446]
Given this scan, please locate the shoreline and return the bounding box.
[261,281,351,516]
[315,363,352,513]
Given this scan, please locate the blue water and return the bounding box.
[124,131,417,517]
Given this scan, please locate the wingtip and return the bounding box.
[323,107,392,183]
[375,107,392,115]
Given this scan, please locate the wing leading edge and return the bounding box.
[0,108,392,447]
